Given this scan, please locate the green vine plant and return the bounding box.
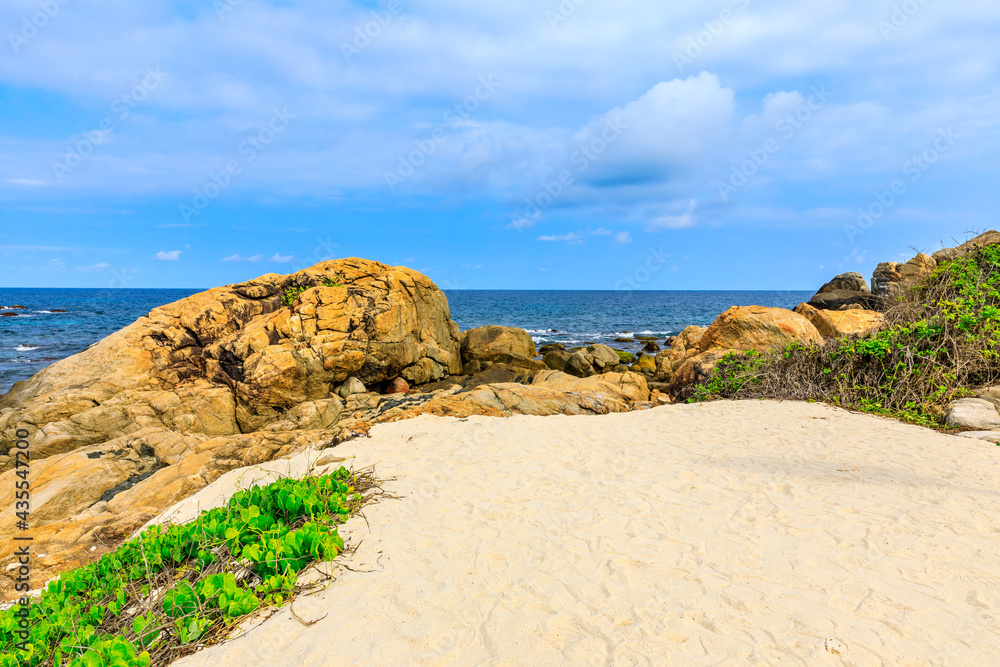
[281,275,345,307]
[687,243,1000,428]
[0,466,380,667]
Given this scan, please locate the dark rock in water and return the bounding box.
[634,336,660,341]
[0,312,18,317]
[49,309,68,313]
[8,305,27,309]
[817,272,870,295]
[665,336,677,347]
[808,289,881,311]
[642,342,661,353]
[614,337,634,343]
[550,329,558,332]
[385,377,410,395]
[614,350,636,364]
[539,343,566,353]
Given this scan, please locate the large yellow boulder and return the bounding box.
[697,306,823,353]
[794,303,885,339]
[0,258,463,599]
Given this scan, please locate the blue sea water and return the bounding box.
[0,288,812,394]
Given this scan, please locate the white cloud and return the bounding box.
[222,254,264,263]
[591,228,611,236]
[537,232,584,244]
[268,253,295,263]
[614,231,633,244]
[648,199,698,230]
[155,250,181,261]
[76,262,111,272]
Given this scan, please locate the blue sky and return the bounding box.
[0,0,998,289]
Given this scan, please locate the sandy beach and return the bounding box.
[161,400,1000,666]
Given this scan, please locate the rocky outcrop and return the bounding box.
[933,231,1000,264]
[807,290,881,312]
[666,307,823,397]
[793,303,885,339]
[564,345,622,378]
[0,259,464,598]
[460,326,542,373]
[653,325,707,382]
[0,260,659,600]
[871,253,937,298]
[818,272,870,295]
[695,306,823,353]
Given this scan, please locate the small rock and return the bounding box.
[337,377,367,399]
[947,399,1000,430]
[634,354,656,373]
[385,378,410,395]
[958,432,1000,444]
[614,338,635,343]
[0,313,18,317]
[824,638,846,655]
[49,309,67,313]
[316,453,346,468]
[539,343,566,353]
[9,305,27,309]
[642,342,661,353]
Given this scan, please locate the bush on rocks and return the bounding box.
[687,242,1000,427]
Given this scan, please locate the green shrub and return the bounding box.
[0,467,376,667]
[281,275,345,307]
[688,244,1000,427]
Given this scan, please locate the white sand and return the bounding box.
[170,400,1000,666]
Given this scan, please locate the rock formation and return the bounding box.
[667,307,823,396]
[460,325,544,374]
[0,260,649,600]
[793,303,885,339]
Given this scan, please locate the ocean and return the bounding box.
[0,288,812,394]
